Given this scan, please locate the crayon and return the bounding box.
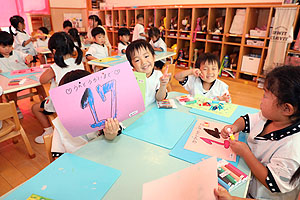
[225,163,247,178]
[218,174,232,187]
[221,166,241,182]
[218,177,230,191]
[218,167,237,185]
[185,100,197,105]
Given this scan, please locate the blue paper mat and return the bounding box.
[123,107,196,149]
[0,71,41,79]
[190,105,259,124]
[27,75,39,82]
[4,153,121,200]
[169,120,247,167]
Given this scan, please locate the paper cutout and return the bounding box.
[142,157,218,200]
[186,95,238,118]
[184,120,237,162]
[10,67,43,75]
[27,194,52,200]
[0,71,41,79]
[3,153,121,200]
[133,71,146,103]
[92,57,119,63]
[50,61,145,137]
[123,107,196,149]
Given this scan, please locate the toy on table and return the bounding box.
[181,16,191,31]
[217,159,248,191]
[175,95,196,105]
[157,99,177,109]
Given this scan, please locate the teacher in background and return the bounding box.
[85,15,112,56]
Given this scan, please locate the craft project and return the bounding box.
[133,71,146,103]
[50,61,145,137]
[217,159,248,191]
[157,99,177,109]
[0,70,41,79]
[92,57,119,63]
[11,67,43,75]
[185,95,238,118]
[142,157,218,200]
[123,107,196,149]
[3,153,121,200]
[27,194,52,200]
[169,120,247,167]
[184,120,237,161]
[175,95,196,105]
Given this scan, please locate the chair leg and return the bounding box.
[29,88,34,101]
[20,127,36,158]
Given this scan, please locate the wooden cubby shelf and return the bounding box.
[87,3,300,85]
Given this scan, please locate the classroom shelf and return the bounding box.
[89,3,300,85]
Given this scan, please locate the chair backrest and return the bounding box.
[0,101,20,131]
[43,133,54,163]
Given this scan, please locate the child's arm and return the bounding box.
[86,55,98,61]
[174,68,202,82]
[23,37,36,47]
[218,93,231,103]
[153,47,163,52]
[103,118,120,140]
[214,186,256,200]
[140,33,148,38]
[40,68,55,84]
[25,55,33,65]
[230,140,269,189]
[221,117,245,139]
[156,73,171,101]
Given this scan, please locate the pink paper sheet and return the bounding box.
[49,61,145,137]
[142,157,218,200]
[10,67,43,75]
[184,120,238,162]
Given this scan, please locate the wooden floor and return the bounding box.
[0,69,263,196]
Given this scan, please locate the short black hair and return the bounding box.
[136,14,144,20]
[195,53,221,69]
[59,70,91,86]
[118,28,130,36]
[126,39,155,67]
[38,27,49,35]
[63,20,72,29]
[148,27,160,38]
[91,27,105,37]
[0,31,14,46]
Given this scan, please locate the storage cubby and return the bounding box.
[88,4,300,85]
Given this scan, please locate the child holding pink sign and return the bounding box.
[32,32,84,144]
[221,66,300,199]
[51,70,122,158]
[126,39,170,107]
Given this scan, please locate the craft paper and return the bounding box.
[0,71,41,79]
[3,153,121,200]
[142,157,218,200]
[186,95,238,118]
[92,57,118,63]
[10,67,43,75]
[123,107,196,149]
[89,55,127,66]
[184,120,237,162]
[133,71,146,103]
[50,61,145,137]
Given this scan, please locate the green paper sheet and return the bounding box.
[134,71,146,104]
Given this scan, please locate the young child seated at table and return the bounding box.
[86,27,108,61]
[117,28,130,56]
[126,39,170,107]
[174,52,230,102]
[34,26,50,64]
[51,69,123,158]
[68,28,82,48]
[32,32,84,144]
[148,27,167,69]
[221,66,300,199]
[0,31,35,118]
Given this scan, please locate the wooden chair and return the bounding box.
[0,101,35,158]
[43,133,54,163]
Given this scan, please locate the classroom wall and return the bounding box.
[49,0,86,8]
[104,0,282,7]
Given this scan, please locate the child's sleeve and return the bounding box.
[240,112,262,133]
[86,46,96,58]
[160,40,167,52]
[138,24,145,35]
[179,75,194,93]
[14,50,28,64]
[265,153,300,193]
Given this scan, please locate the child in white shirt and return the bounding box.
[126,39,170,107]
[117,28,130,56]
[32,32,84,144]
[34,27,50,64]
[221,66,300,200]
[148,27,167,69]
[132,14,147,41]
[86,27,108,61]
[174,52,231,102]
[68,28,82,48]
[9,15,37,64]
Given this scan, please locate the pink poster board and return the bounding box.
[142,157,218,200]
[49,61,145,137]
[184,120,238,162]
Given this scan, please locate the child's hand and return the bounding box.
[214,186,233,200]
[218,93,231,103]
[30,37,37,42]
[103,118,120,140]
[229,140,250,158]
[160,73,171,87]
[192,68,203,78]
[221,125,239,139]
[25,55,33,64]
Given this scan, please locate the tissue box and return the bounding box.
[250,30,266,37]
[246,40,264,46]
[241,55,260,74]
